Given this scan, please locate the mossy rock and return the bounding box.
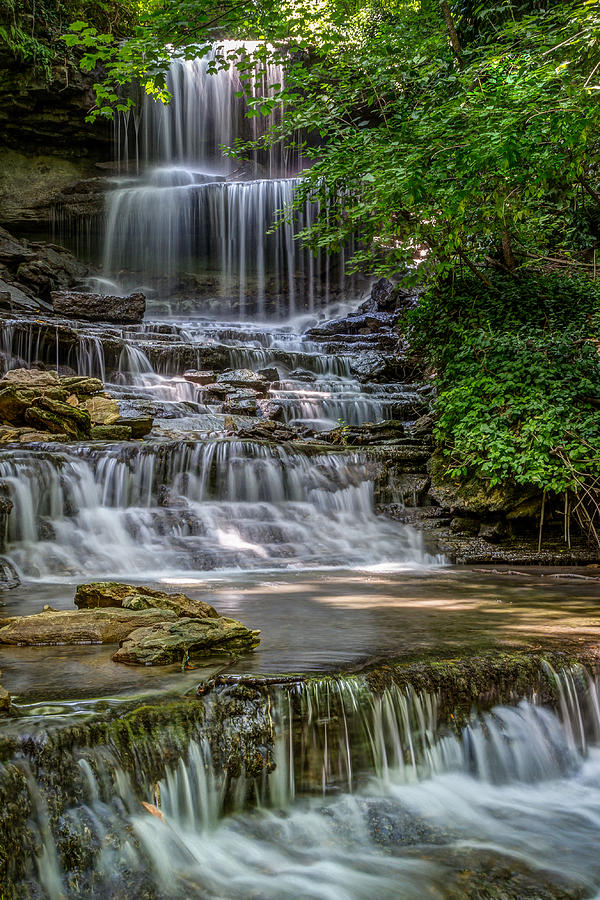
[428,450,541,517]
[25,395,91,438]
[113,616,261,666]
[74,581,219,619]
[91,424,132,440]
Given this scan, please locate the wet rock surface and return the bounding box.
[51,289,146,323]
[113,615,261,665]
[0,606,177,645]
[75,582,219,620]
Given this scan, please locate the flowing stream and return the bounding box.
[5,665,600,899]
[2,42,600,900]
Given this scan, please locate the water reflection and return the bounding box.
[2,567,600,704]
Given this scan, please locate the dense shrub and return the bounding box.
[406,274,600,501]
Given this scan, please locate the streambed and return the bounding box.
[2,567,600,706]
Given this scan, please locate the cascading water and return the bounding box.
[0,441,438,580]
[101,42,356,316]
[8,665,600,899]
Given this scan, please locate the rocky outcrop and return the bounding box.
[75,582,219,620]
[113,616,261,666]
[427,451,542,518]
[51,290,146,324]
[0,607,177,645]
[321,420,407,446]
[0,369,153,442]
[0,226,88,306]
[357,277,417,314]
[0,47,112,230]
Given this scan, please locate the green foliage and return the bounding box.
[0,0,138,75]
[408,274,600,495]
[61,0,600,282]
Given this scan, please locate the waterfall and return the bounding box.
[101,42,356,318]
[6,665,600,899]
[0,441,439,579]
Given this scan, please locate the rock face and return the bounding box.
[113,616,261,666]
[427,451,541,518]
[51,290,146,324]
[357,277,417,314]
[0,226,88,306]
[74,582,219,620]
[0,607,176,646]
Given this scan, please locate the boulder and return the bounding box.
[0,607,177,645]
[74,582,219,620]
[83,395,120,425]
[257,366,279,382]
[256,399,284,421]
[1,368,59,388]
[114,415,153,438]
[183,370,216,385]
[113,616,260,666]
[91,424,132,441]
[59,376,104,397]
[349,351,405,383]
[51,290,146,324]
[357,278,416,314]
[0,556,19,590]
[223,398,258,415]
[306,311,396,340]
[0,385,67,426]
[216,369,269,394]
[0,681,10,712]
[25,396,91,438]
[231,420,303,442]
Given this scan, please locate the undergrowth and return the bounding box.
[406,273,600,545]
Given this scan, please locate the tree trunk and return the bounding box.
[440,1,464,70]
[502,230,517,272]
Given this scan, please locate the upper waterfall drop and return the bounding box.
[103,42,357,318]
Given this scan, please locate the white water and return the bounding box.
[101,42,356,316]
[21,666,600,899]
[0,442,438,580]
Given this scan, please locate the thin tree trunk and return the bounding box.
[502,230,517,272]
[440,1,464,70]
[457,250,492,288]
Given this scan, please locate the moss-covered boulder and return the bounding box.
[60,376,104,398]
[74,581,219,620]
[0,384,67,424]
[25,395,92,438]
[90,424,132,441]
[428,450,541,518]
[113,616,260,666]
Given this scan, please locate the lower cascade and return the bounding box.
[5,665,600,899]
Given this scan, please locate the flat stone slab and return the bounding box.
[51,290,146,324]
[74,581,219,619]
[0,607,176,645]
[113,616,260,666]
